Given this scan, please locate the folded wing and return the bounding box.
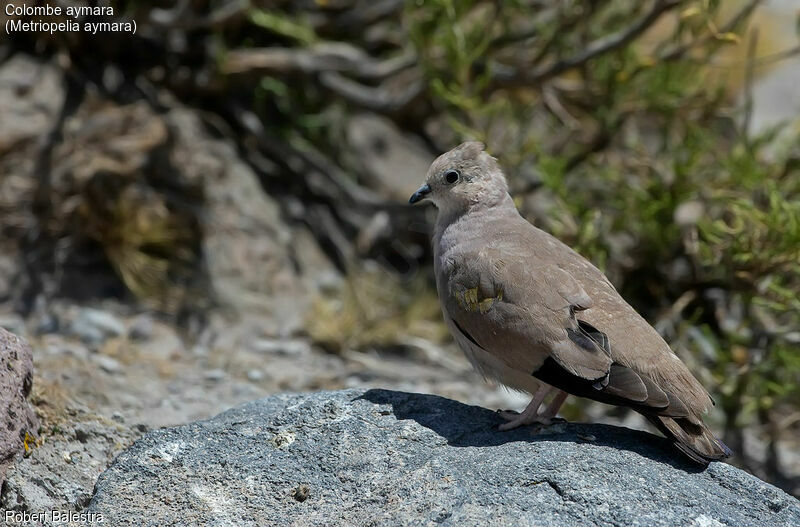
[442,247,730,463]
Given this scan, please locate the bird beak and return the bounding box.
[409,184,431,204]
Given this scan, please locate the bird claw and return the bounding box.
[496,409,520,421]
[496,410,566,431]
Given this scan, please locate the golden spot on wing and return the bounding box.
[457,286,504,313]
[478,298,494,313]
[457,287,478,311]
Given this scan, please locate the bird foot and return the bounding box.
[496,409,565,431]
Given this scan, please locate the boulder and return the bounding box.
[346,113,435,202]
[166,108,337,336]
[0,329,38,484]
[88,389,799,526]
[0,56,65,305]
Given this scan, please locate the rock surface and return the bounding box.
[0,329,38,484]
[0,408,138,516]
[347,113,435,202]
[0,56,65,306]
[88,389,799,527]
[167,108,338,336]
[0,301,530,521]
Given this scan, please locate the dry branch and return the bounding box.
[490,0,681,88]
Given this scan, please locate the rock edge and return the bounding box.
[87,389,799,527]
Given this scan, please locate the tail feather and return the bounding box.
[645,414,732,465]
[529,340,731,465]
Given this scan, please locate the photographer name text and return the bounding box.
[5,509,105,524]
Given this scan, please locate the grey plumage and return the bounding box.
[411,141,731,464]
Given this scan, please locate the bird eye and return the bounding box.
[444,169,460,184]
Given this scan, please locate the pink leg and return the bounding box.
[541,390,568,419]
[497,384,553,431]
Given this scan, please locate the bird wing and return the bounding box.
[519,222,716,417]
[441,245,679,415]
[442,246,611,381]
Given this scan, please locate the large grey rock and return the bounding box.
[88,389,799,526]
[346,113,435,202]
[0,56,65,305]
[0,329,38,484]
[166,109,337,336]
[0,56,64,154]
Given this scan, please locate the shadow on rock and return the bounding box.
[358,388,705,473]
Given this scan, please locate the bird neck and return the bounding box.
[434,192,518,250]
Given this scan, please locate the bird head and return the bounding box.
[409,142,508,214]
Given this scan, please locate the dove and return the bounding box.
[409,141,731,464]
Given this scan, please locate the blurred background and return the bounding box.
[1,0,799,505]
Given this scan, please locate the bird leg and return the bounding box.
[497,384,554,431]
[540,389,568,420]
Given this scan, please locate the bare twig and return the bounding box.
[488,6,557,48]
[228,104,416,212]
[742,28,758,145]
[330,0,404,30]
[564,112,629,171]
[490,0,681,88]
[223,43,416,80]
[659,0,762,62]
[319,72,424,114]
[708,44,800,69]
[149,0,250,29]
[542,85,581,129]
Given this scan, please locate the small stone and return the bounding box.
[250,339,310,356]
[674,200,705,227]
[247,369,264,382]
[42,337,90,359]
[269,430,295,449]
[94,355,122,374]
[315,270,343,295]
[73,426,91,443]
[73,325,104,345]
[692,514,726,527]
[203,369,226,382]
[34,312,59,335]
[71,309,125,344]
[291,484,310,502]
[128,314,154,341]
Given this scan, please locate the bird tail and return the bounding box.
[645,414,732,465]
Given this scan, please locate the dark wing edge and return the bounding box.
[451,317,484,349]
[550,320,613,381]
[536,321,731,464]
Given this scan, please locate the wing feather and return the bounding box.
[443,248,612,379]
